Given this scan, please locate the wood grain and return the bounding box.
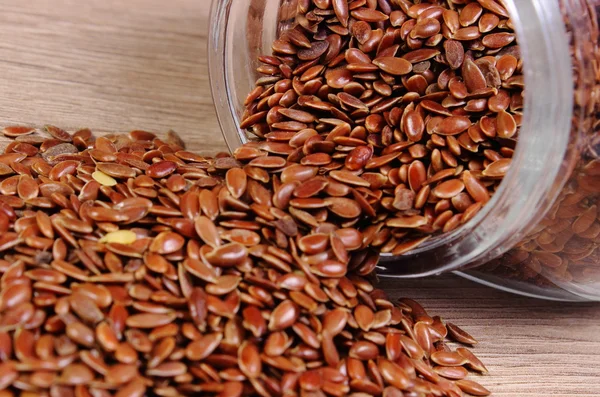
[381,276,600,396]
[0,1,599,396]
[0,0,226,155]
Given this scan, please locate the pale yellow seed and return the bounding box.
[99,230,137,244]
[92,170,117,187]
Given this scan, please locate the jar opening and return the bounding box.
[209,0,595,301]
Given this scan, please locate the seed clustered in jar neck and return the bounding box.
[240,0,522,255]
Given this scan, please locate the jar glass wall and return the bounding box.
[208,0,600,301]
[463,0,600,301]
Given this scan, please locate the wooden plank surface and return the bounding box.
[0,1,599,396]
[0,0,225,155]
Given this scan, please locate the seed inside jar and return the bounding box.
[238,0,522,256]
[477,2,600,291]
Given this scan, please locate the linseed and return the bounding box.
[238,0,523,257]
[0,123,491,396]
[0,0,532,395]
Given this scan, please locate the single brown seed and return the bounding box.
[496,109,517,138]
[430,351,469,366]
[462,57,487,92]
[205,243,248,267]
[195,216,222,248]
[432,179,465,199]
[268,300,299,331]
[351,8,389,22]
[126,313,176,329]
[444,40,465,70]
[345,146,373,171]
[456,379,492,396]
[60,363,94,385]
[147,161,177,178]
[297,41,330,61]
[482,32,515,49]
[411,18,441,39]
[149,231,185,254]
[96,162,136,179]
[3,126,35,137]
[238,342,262,378]
[70,292,104,324]
[479,13,500,32]
[186,333,223,361]
[105,364,139,385]
[378,359,413,390]
[462,171,490,203]
[460,2,483,26]
[454,26,482,41]
[436,116,471,136]
[483,158,512,178]
[447,322,478,345]
[145,361,187,377]
[45,125,72,142]
[354,304,375,331]
[434,365,469,380]
[457,347,489,373]
[373,57,413,75]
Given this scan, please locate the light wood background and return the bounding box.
[0,1,598,396]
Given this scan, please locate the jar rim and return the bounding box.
[208,0,247,152]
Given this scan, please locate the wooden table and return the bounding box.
[0,1,598,395]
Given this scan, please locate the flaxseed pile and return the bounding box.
[0,126,489,396]
[0,0,526,395]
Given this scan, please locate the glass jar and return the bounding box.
[208,0,600,301]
